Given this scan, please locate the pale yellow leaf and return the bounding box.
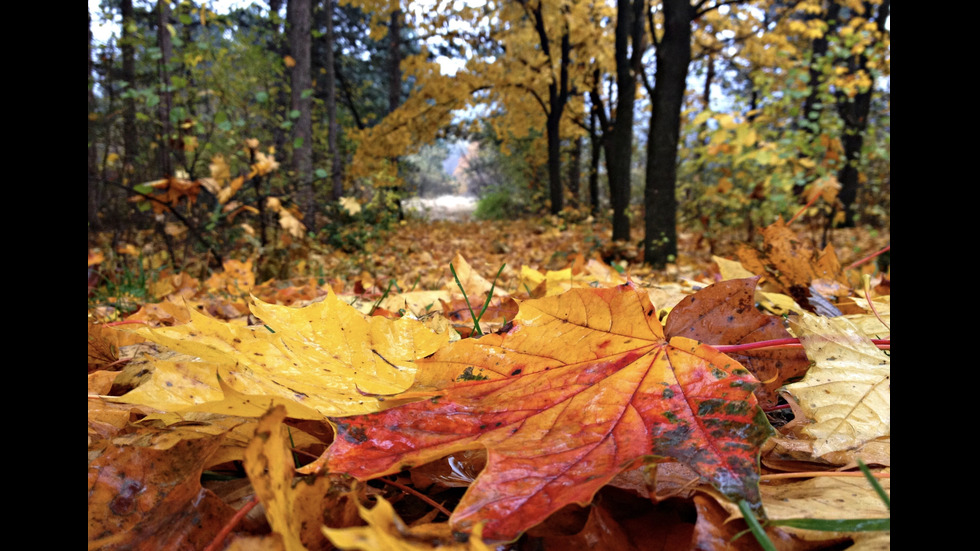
[783,312,890,457]
[323,496,491,551]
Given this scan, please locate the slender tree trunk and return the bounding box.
[288,0,315,231]
[388,9,402,115]
[602,0,645,242]
[568,134,582,208]
[121,0,137,186]
[643,0,692,268]
[386,8,404,220]
[833,0,889,227]
[522,0,571,215]
[588,106,602,218]
[157,0,174,177]
[325,0,343,200]
[88,7,101,230]
[267,0,289,161]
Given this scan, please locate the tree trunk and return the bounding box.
[288,0,315,231]
[267,0,289,161]
[588,106,602,218]
[833,0,889,227]
[88,7,101,230]
[602,0,645,243]
[121,0,137,186]
[325,0,343,200]
[643,0,692,268]
[386,8,404,220]
[568,134,582,209]
[157,0,174,177]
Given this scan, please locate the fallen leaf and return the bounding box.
[323,496,491,550]
[317,283,774,542]
[117,291,449,418]
[245,406,365,551]
[783,312,890,457]
[88,426,236,550]
[735,218,850,308]
[663,277,811,408]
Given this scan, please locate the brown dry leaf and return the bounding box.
[735,218,850,308]
[323,495,492,550]
[205,258,256,297]
[126,298,194,326]
[663,277,811,408]
[713,255,807,316]
[88,426,236,550]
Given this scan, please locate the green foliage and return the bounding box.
[473,190,523,221]
[317,193,400,254]
[88,252,161,315]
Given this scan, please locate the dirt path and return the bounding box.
[403,195,478,221]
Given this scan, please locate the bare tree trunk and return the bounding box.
[833,0,889,227]
[157,0,174,177]
[88,7,101,230]
[599,0,645,242]
[121,0,137,186]
[288,0,315,231]
[643,0,692,268]
[588,105,602,218]
[325,0,342,200]
[568,134,582,209]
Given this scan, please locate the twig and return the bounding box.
[761,471,890,481]
[846,245,890,271]
[204,495,260,551]
[378,476,452,518]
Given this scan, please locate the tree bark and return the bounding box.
[121,0,137,185]
[88,7,101,230]
[288,0,315,231]
[568,134,582,208]
[833,0,889,227]
[325,0,343,200]
[588,105,602,218]
[643,0,692,268]
[157,0,174,177]
[601,0,645,242]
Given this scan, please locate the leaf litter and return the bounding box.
[88,218,890,550]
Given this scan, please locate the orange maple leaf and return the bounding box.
[315,283,774,542]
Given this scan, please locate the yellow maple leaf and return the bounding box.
[324,495,491,551]
[339,196,362,216]
[117,291,450,419]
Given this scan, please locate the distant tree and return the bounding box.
[156,0,174,176]
[288,0,315,230]
[592,0,646,242]
[323,0,343,200]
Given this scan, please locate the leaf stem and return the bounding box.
[713,337,890,353]
[846,245,890,271]
[761,471,890,481]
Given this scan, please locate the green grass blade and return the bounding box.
[737,499,777,551]
[858,459,890,510]
[450,263,482,336]
[768,518,889,531]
